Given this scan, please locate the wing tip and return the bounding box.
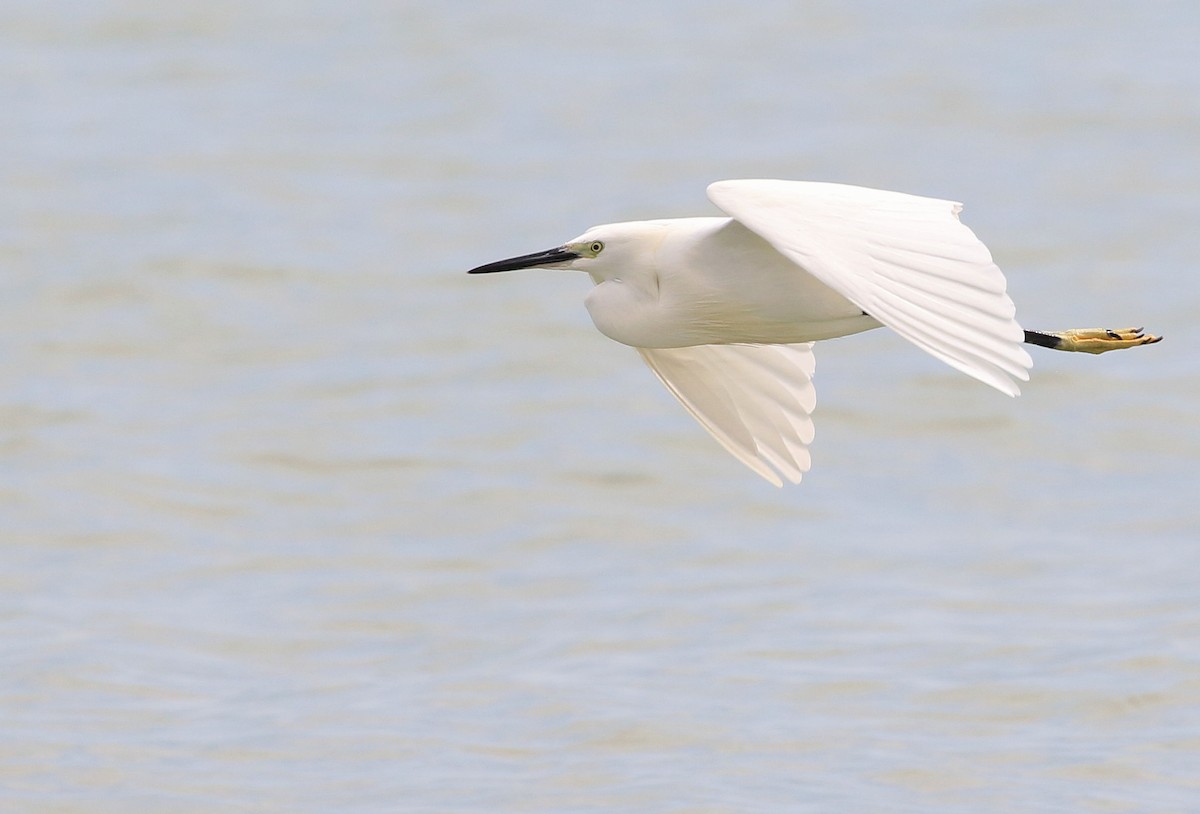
[637,344,817,487]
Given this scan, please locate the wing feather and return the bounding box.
[637,343,816,486]
[707,180,1032,395]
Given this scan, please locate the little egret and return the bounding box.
[469,180,1161,485]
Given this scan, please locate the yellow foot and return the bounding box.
[1031,326,1163,354]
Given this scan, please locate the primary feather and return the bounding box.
[638,343,816,486]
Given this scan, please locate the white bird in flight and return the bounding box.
[469,180,1161,486]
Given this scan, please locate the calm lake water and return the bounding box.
[3,2,1199,812]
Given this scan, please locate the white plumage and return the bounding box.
[469,180,1158,484]
[638,343,816,487]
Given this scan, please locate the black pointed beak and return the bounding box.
[467,246,579,274]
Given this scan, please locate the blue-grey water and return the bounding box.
[3,2,1199,812]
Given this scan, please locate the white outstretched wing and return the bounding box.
[707,180,1032,395]
[637,342,816,487]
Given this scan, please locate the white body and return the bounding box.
[583,217,881,348]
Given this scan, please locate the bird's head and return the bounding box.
[467,222,666,283]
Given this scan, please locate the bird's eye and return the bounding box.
[589,241,604,254]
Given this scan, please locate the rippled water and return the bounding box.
[3,2,1199,811]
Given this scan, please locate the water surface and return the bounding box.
[2,2,1198,811]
